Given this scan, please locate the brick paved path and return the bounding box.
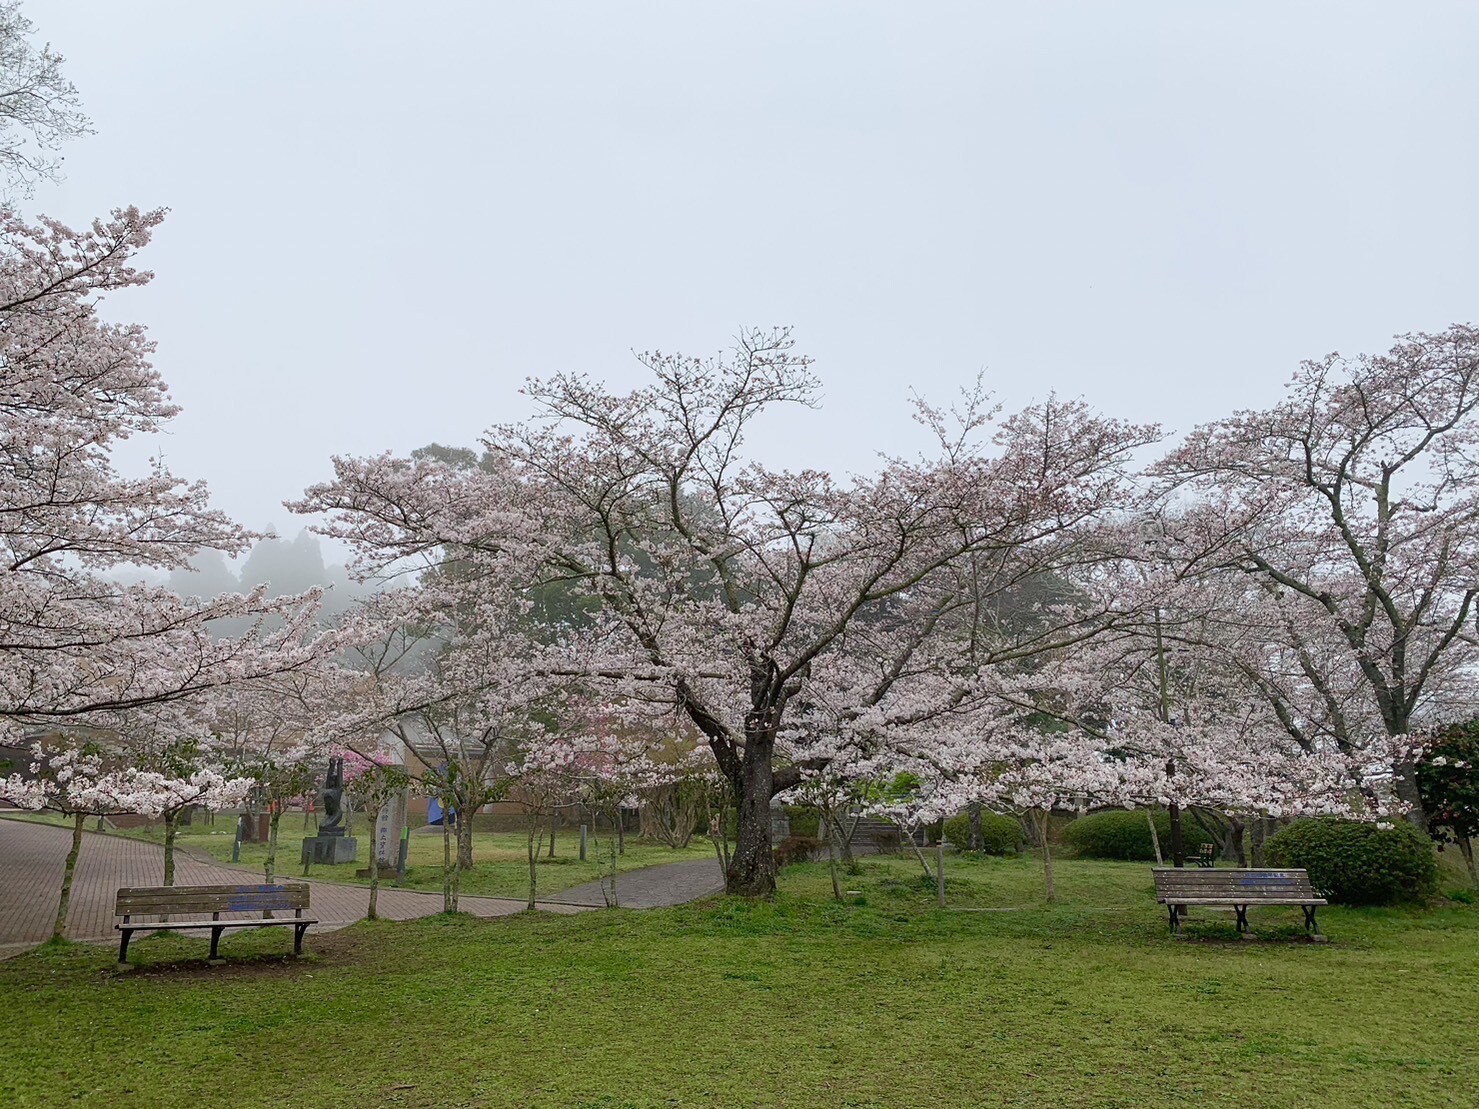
[0,816,585,956]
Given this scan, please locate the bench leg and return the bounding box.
[208,926,225,963]
[294,922,309,957]
[1234,905,1250,933]
[1303,905,1320,935]
[1167,904,1181,934]
[117,928,132,968]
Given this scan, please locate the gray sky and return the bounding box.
[28,1,1479,538]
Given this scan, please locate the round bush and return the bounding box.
[1061,809,1214,861]
[943,810,1025,855]
[1263,817,1438,906]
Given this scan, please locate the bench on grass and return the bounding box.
[1153,867,1327,938]
[115,883,316,967]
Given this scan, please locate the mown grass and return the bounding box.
[5,853,1476,1108]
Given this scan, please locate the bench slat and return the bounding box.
[116,917,318,932]
[1152,867,1323,904]
[115,883,310,917]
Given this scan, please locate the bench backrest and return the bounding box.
[114,883,310,918]
[1153,868,1319,900]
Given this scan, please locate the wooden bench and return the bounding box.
[1195,843,1216,868]
[115,883,316,967]
[1153,868,1327,938]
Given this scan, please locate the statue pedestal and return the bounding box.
[301,835,358,866]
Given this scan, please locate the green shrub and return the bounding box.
[783,806,821,838]
[943,810,1025,855]
[1061,809,1214,861]
[1264,817,1437,906]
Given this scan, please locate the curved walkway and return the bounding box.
[0,816,726,957]
[0,816,585,956]
[546,858,725,908]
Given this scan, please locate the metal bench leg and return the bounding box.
[1234,905,1250,933]
[294,923,308,956]
[117,928,132,968]
[1303,905,1319,934]
[208,926,225,963]
[1167,904,1181,934]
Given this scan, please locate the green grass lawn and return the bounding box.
[23,812,715,899]
[4,852,1476,1108]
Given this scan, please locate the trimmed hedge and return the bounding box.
[1264,817,1438,906]
[1061,809,1215,861]
[943,810,1025,855]
[783,806,822,838]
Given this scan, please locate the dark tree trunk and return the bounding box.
[724,729,777,897]
[1168,800,1185,868]
[1250,816,1266,868]
[1228,816,1246,868]
[1393,757,1429,833]
[163,810,179,886]
[456,810,474,872]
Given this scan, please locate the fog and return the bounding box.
[24,1,1479,562]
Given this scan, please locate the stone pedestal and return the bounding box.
[301,835,358,866]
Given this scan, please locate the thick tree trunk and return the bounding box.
[1250,816,1266,868]
[163,810,178,887]
[52,812,86,941]
[724,730,778,897]
[1392,758,1429,833]
[1229,816,1246,868]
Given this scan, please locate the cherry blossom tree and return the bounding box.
[347,760,411,920]
[299,329,1156,897]
[0,205,331,733]
[1154,325,1479,830]
[0,2,91,197]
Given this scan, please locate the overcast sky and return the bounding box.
[27,1,1479,541]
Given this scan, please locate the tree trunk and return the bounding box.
[163,810,179,887]
[1458,836,1478,887]
[52,812,86,941]
[1034,809,1055,903]
[617,810,625,856]
[547,814,556,858]
[724,730,778,897]
[1229,815,1246,868]
[366,803,382,921]
[1147,810,1163,865]
[968,802,984,852]
[265,805,282,886]
[525,818,539,910]
[1168,800,1185,868]
[1250,816,1266,868]
[1393,757,1429,833]
[826,806,842,902]
[441,815,454,913]
[456,809,474,872]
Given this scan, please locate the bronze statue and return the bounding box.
[318,756,346,836]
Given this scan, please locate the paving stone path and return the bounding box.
[545,857,726,908]
[0,815,724,957]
